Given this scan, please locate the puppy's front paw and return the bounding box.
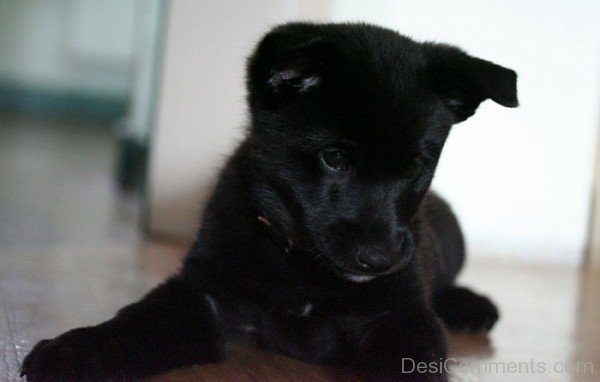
[354,311,448,382]
[21,327,125,382]
[435,286,499,333]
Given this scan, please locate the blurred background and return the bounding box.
[4,0,598,266]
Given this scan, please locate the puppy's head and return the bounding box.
[246,23,517,282]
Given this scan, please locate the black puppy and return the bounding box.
[22,22,517,381]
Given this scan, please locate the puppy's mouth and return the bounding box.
[323,253,413,283]
[341,272,377,283]
[326,263,379,283]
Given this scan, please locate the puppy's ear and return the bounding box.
[425,44,518,123]
[247,27,338,100]
[265,40,335,93]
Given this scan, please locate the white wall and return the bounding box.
[148,0,600,265]
[147,0,332,238]
[330,0,600,265]
[0,0,137,97]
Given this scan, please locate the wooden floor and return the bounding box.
[0,115,598,381]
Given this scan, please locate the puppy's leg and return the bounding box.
[434,286,499,333]
[21,276,223,381]
[353,305,448,381]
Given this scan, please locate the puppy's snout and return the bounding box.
[356,251,393,273]
[354,232,408,273]
[329,218,411,274]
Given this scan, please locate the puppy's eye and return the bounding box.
[321,149,350,172]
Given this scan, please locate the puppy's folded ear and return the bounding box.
[264,40,334,93]
[247,26,338,102]
[425,44,518,123]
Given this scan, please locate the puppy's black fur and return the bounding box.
[22,22,517,381]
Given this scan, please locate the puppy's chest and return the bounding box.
[274,284,394,317]
[272,288,334,318]
[282,301,315,317]
[274,287,321,317]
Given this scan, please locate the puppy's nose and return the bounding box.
[356,251,393,273]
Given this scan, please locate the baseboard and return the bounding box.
[0,84,128,122]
